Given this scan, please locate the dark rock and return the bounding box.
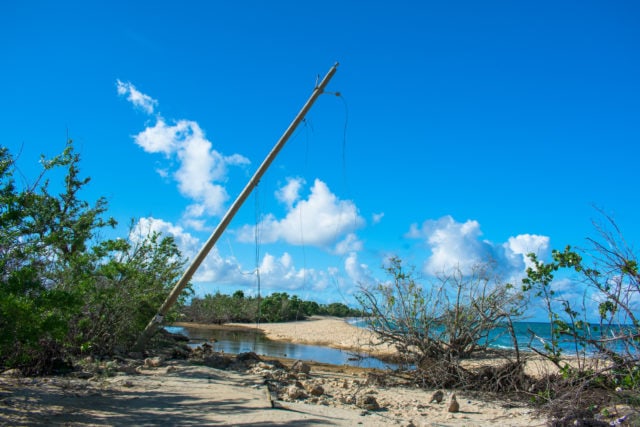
[237,352,262,364]
[291,360,311,374]
[430,390,444,404]
[202,354,233,369]
[357,395,380,411]
[160,328,190,342]
[307,384,325,396]
[448,393,459,413]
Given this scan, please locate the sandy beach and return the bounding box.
[0,316,552,426]
[231,315,397,357]
[213,316,563,378]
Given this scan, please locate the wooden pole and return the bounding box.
[134,62,339,351]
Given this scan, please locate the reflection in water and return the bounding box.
[166,326,389,369]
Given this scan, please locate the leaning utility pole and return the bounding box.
[134,62,339,351]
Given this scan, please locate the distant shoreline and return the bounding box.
[174,315,397,359]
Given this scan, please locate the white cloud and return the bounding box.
[344,252,374,286]
[131,216,248,285]
[334,233,363,255]
[506,234,550,269]
[407,215,550,281]
[116,80,158,115]
[237,179,365,250]
[130,218,336,298]
[255,252,332,293]
[372,212,385,224]
[131,216,200,255]
[133,118,236,217]
[276,177,305,209]
[119,82,251,222]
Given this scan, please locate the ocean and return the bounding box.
[347,319,636,357]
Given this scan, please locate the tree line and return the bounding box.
[181,291,365,324]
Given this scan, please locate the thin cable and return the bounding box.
[324,91,359,309]
[254,184,262,350]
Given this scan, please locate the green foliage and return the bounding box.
[182,291,362,324]
[0,142,188,373]
[185,291,260,324]
[521,214,640,412]
[320,302,361,317]
[68,228,188,354]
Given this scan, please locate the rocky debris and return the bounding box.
[307,383,325,396]
[448,393,460,413]
[356,394,380,411]
[366,371,386,386]
[237,351,262,364]
[144,356,164,368]
[291,360,311,375]
[429,390,444,403]
[202,354,234,370]
[1,369,22,377]
[285,383,308,400]
[158,328,189,342]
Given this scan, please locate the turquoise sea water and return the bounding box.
[348,318,636,356]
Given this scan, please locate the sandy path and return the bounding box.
[0,317,555,426]
[1,362,410,426]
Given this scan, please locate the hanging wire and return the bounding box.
[253,183,262,350]
[322,91,361,309]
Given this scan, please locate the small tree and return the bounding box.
[358,257,524,388]
[521,213,639,414]
[69,227,188,354]
[0,142,189,372]
[0,142,114,373]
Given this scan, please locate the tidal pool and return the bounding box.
[166,325,389,369]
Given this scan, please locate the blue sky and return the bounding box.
[2,1,639,317]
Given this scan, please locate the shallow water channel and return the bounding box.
[166,325,389,369]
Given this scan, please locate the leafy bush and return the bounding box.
[0,142,188,373]
[521,213,639,413]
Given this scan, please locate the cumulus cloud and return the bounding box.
[251,252,331,293]
[276,177,304,209]
[372,212,385,224]
[131,216,248,284]
[344,252,374,286]
[118,82,250,223]
[334,233,363,255]
[131,216,200,255]
[237,178,365,251]
[407,215,550,280]
[507,234,551,269]
[116,80,158,114]
[129,217,335,297]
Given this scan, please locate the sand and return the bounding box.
[227,316,573,378]
[0,316,551,426]
[232,315,396,356]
